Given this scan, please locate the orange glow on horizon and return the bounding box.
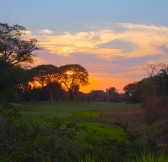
[29,73,141,94]
[80,76,140,93]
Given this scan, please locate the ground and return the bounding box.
[15,101,168,157]
[15,101,141,123]
[15,101,143,141]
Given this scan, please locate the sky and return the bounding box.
[1,0,168,92]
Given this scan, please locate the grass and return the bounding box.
[134,151,168,162]
[78,122,124,141]
[15,101,140,150]
[16,101,140,122]
[11,102,168,161]
[14,101,140,143]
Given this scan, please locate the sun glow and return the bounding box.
[66,71,74,75]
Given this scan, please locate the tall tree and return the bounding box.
[0,23,39,65]
[0,23,39,103]
[123,81,142,103]
[144,64,168,95]
[106,87,119,102]
[30,64,59,101]
[59,64,89,100]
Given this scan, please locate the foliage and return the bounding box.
[1,102,167,162]
[123,81,142,103]
[0,61,28,103]
[0,23,39,65]
[59,64,89,100]
[124,64,168,104]
[29,64,60,101]
[87,90,107,102]
[0,105,132,162]
[143,64,168,95]
[0,106,90,162]
[28,83,67,101]
[30,64,59,87]
[0,23,39,103]
[144,95,168,124]
[141,64,168,127]
[106,87,121,102]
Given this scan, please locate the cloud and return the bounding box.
[38,29,54,35]
[36,29,122,59]
[117,23,168,58]
[33,23,168,60]
[14,24,168,92]
[118,23,168,33]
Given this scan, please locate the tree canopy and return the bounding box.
[30,64,59,87]
[0,23,39,103]
[30,64,59,101]
[59,64,89,100]
[0,23,39,66]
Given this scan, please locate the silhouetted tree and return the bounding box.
[0,23,39,103]
[106,87,119,102]
[123,81,142,103]
[0,23,39,65]
[144,64,168,95]
[30,64,59,101]
[87,90,107,102]
[59,64,89,101]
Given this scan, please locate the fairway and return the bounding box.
[16,101,140,121]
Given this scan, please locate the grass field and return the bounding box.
[11,102,167,161]
[16,101,140,122]
[15,101,141,143]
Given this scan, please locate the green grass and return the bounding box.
[15,101,140,144]
[16,101,140,122]
[78,122,123,141]
[13,101,148,161]
[134,151,168,162]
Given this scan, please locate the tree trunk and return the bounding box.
[49,90,53,102]
[69,91,74,101]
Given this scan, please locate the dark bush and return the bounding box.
[0,107,89,162]
[144,95,168,124]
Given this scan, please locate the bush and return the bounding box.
[0,107,90,162]
[144,95,168,124]
[1,105,166,162]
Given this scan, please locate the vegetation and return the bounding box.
[0,23,168,161]
[133,150,168,162]
[59,64,89,100]
[0,23,39,66]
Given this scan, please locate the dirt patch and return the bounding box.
[96,108,146,130]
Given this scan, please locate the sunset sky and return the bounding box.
[1,0,168,92]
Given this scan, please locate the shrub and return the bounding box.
[0,107,90,162]
[144,95,168,124]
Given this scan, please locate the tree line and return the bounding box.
[1,22,168,112]
[0,23,90,103]
[0,23,126,103]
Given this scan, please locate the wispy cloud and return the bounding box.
[118,23,168,58]
[118,23,168,33]
[38,29,54,35]
[37,29,122,59]
[29,23,168,60]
